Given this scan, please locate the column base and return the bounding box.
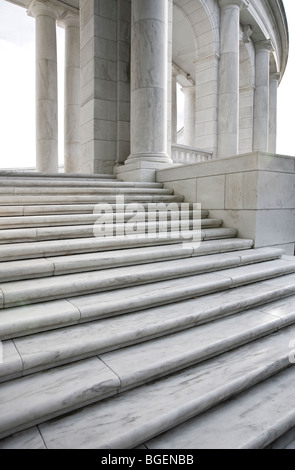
[115,158,175,182]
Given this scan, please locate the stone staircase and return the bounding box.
[0,171,295,449]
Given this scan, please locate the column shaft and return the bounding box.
[269,73,280,153]
[171,66,178,144]
[62,15,81,173]
[30,3,59,172]
[253,40,272,152]
[128,0,172,163]
[218,0,244,158]
[182,86,195,147]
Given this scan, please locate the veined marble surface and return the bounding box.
[36,323,295,449]
[146,366,295,449]
[0,357,119,440]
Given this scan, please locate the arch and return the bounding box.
[173,0,218,75]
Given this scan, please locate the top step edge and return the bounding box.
[0,180,164,189]
[0,171,116,180]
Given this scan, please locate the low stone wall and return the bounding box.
[156,152,295,255]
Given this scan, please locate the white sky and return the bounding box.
[0,0,294,169]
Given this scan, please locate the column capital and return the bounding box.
[242,24,253,43]
[255,39,274,52]
[28,0,62,20]
[172,64,178,78]
[181,86,195,96]
[270,72,281,82]
[58,12,80,29]
[218,0,248,11]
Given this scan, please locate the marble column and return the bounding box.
[253,40,273,152]
[218,0,244,159]
[29,1,59,173]
[171,66,178,144]
[60,14,81,173]
[182,86,195,148]
[269,72,280,154]
[127,0,172,164]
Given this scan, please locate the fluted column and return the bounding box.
[127,0,172,164]
[218,0,244,158]
[60,14,81,173]
[171,65,178,144]
[253,40,273,152]
[29,1,59,173]
[182,86,195,147]
[269,72,280,153]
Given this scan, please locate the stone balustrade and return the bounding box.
[171,144,214,165]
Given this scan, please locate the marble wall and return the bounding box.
[157,152,295,255]
[80,0,131,174]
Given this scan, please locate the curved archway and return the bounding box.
[173,0,219,155]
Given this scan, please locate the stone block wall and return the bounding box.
[80,0,131,174]
[157,152,295,255]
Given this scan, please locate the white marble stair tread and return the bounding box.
[6,286,295,379]
[0,261,294,342]
[145,366,295,450]
[0,245,282,283]
[0,204,209,217]
[0,186,174,196]
[0,171,116,180]
[0,194,184,206]
[98,308,284,389]
[0,357,120,441]
[0,178,163,188]
[0,234,187,261]
[0,237,251,263]
[19,323,295,449]
[0,210,209,229]
[0,428,46,449]
[0,309,294,444]
[0,219,224,244]
[0,241,215,281]
[2,252,293,309]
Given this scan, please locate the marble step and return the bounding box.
[0,228,238,260]
[2,249,291,309]
[0,178,163,189]
[0,249,291,341]
[145,365,295,449]
[0,298,294,441]
[1,257,295,383]
[0,210,209,229]
[0,171,116,180]
[0,204,208,217]
[2,280,293,381]
[0,186,174,196]
[1,320,294,448]
[0,235,251,283]
[0,219,223,244]
[0,194,185,206]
